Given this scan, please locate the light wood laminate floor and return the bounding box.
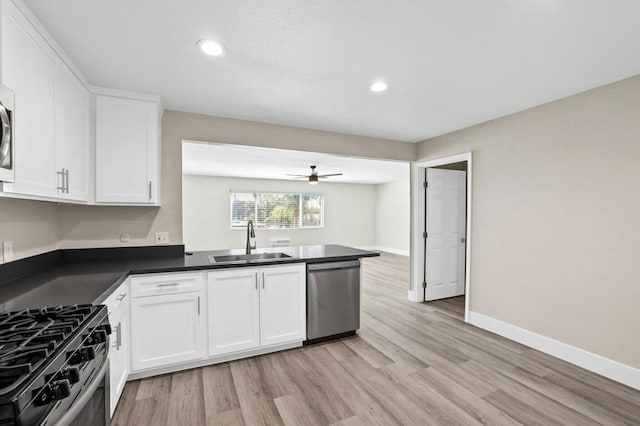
[113,252,640,425]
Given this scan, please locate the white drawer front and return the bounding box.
[131,272,204,298]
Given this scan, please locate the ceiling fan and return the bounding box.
[286,165,343,185]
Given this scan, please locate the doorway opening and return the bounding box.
[410,152,472,322]
[181,140,411,257]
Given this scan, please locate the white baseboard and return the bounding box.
[354,246,410,257]
[407,289,423,303]
[468,311,640,391]
[128,341,302,381]
[374,246,410,256]
[356,246,378,252]
[358,246,410,256]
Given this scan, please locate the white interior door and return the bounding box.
[425,168,466,301]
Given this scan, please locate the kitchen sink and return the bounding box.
[208,252,292,263]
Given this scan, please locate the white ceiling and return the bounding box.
[182,141,409,184]
[24,0,640,142]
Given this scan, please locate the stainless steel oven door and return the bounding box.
[56,349,111,426]
[0,84,15,183]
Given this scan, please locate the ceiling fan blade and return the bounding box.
[318,173,343,177]
[285,174,309,177]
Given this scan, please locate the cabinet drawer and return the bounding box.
[131,272,204,298]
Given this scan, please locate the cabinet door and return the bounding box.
[0,1,57,198]
[54,63,90,202]
[95,95,159,204]
[208,268,260,356]
[130,292,205,371]
[109,306,129,417]
[259,264,306,346]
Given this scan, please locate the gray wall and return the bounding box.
[375,174,411,255]
[0,198,58,260]
[182,175,377,251]
[417,74,640,369]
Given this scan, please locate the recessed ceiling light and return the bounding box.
[197,39,224,56]
[369,81,388,93]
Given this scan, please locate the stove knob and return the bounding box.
[82,346,96,362]
[32,379,71,406]
[92,330,108,344]
[62,367,81,384]
[52,379,71,400]
[67,346,96,365]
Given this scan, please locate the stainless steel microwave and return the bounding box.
[0,84,15,183]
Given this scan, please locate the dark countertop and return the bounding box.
[0,244,379,312]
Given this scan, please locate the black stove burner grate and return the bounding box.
[0,305,95,396]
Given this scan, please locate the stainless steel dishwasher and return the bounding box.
[307,260,360,342]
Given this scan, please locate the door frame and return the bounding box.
[409,152,473,322]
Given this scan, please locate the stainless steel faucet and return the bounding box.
[246,220,256,254]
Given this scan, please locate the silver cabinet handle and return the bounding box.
[148,181,152,200]
[255,272,258,290]
[116,293,127,301]
[117,322,122,348]
[197,296,201,315]
[56,169,65,192]
[156,282,179,288]
[262,272,265,290]
[111,322,122,349]
[64,168,69,193]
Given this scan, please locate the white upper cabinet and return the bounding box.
[0,0,161,205]
[0,0,57,198]
[54,62,90,202]
[0,0,90,202]
[95,93,161,205]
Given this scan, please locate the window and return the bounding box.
[230,191,324,229]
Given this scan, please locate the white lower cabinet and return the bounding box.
[260,265,307,346]
[208,268,260,356]
[130,272,206,371]
[109,308,129,415]
[104,282,130,417]
[124,264,305,378]
[208,263,306,357]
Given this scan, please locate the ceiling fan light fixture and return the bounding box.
[286,165,342,184]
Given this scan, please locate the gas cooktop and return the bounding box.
[0,305,110,426]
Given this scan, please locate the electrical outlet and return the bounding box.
[155,232,169,245]
[2,241,13,263]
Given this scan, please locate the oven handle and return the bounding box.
[55,345,110,426]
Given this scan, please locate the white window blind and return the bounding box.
[230,191,323,229]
